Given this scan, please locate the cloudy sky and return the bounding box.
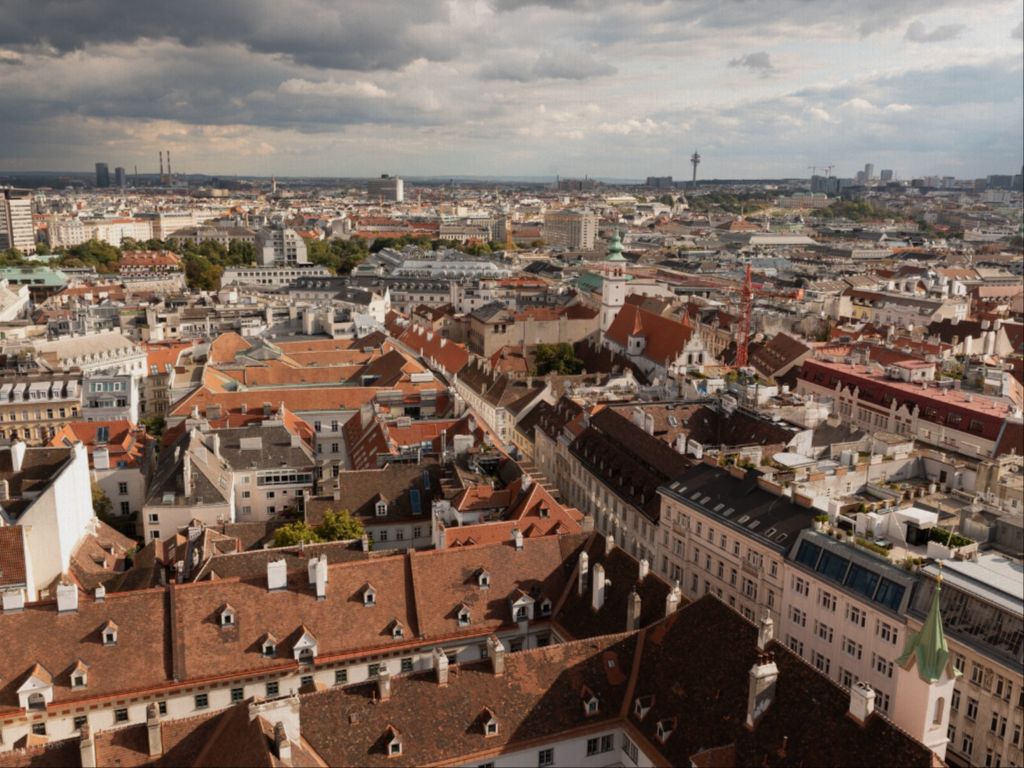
[0,0,1021,179]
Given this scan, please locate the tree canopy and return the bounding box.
[304,237,370,274]
[534,343,585,375]
[272,509,366,548]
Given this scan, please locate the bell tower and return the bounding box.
[600,230,628,338]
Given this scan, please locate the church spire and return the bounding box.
[605,230,626,262]
[897,569,958,683]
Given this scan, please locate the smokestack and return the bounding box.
[167,149,172,178]
[159,151,164,177]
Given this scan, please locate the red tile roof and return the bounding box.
[605,303,693,366]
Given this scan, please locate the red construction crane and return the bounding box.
[735,264,754,368]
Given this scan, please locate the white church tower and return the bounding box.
[892,571,960,762]
[600,230,628,338]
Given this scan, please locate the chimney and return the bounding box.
[2,590,25,613]
[591,563,607,611]
[56,582,79,613]
[240,402,248,415]
[577,551,589,597]
[182,453,192,495]
[266,559,287,591]
[273,722,292,762]
[79,725,97,768]
[434,647,449,687]
[94,585,106,603]
[512,528,524,550]
[638,558,650,581]
[605,532,615,553]
[665,583,681,617]
[849,681,876,725]
[745,653,779,728]
[757,615,774,651]
[627,589,642,631]
[0,479,7,501]
[210,433,221,458]
[314,555,328,600]
[488,636,505,677]
[377,669,392,702]
[361,534,370,552]
[93,446,110,471]
[10,439,25,473]
[146,703,163,757]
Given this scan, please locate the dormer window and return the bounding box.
[633,694,654,721]
[391,620,405,640]
[656,717,676,744]
[70,660,89,689]
[477,569,490,589]
[262,634,278,658]
[385,725,402,757]
[581,686,600,717]
[482,708,498,737]
[219,604,236,627]
[457,605,471,627]
[514,606,527,621]
[101,621,118,646]
[363,584,377,607]
[293,627,318,662]
[540,598,552,617]
[375,500,388,517]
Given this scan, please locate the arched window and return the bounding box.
[933,697,945,725]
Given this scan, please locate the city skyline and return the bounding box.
[0,0,1022,179]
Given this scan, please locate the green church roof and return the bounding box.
[897,578,960,683]
[605,230,626,262]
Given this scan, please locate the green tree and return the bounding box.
[58,239,121,273]
[315,509,365,541]
[534,343,585,375]
[304,237,368,274]
[659,194,675,206]
[0,248,27,266]
[182,254,223,291]
[272,521,323,547]
[141,415,166,438]
[34,242,51,256]
[92,482,113,519]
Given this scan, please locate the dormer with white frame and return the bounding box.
[375,499,388,517]
[476,569,490,589]
[69,659,89,689]
[581,685,600,717]
[262,633,278,658]
[17,664,53,711]
[633,694,654,721]
[390,618,405,640]
[385,725,402,757]
[100,620,118,646]
[363,583,377,607]
[509,590,535,623]
[481,708,499,737]
[293,627,318,662]
[218,603,236,627]
[656,717,676,744]
[539,596,553,617]
[456,603,471,627]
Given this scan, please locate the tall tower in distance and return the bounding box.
[690,151,701,189]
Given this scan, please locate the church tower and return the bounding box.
[892,572,960,762]
[600,230,628,338]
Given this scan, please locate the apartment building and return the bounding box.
[0,371,81,444]
[221,264,330,288]
[0,188,35,255]
[797,359,1024,463]
[255,226,309,266]
[81,370,140,424]
[367,174,404,202]
[543,209,598,250]
[657,462,811,627]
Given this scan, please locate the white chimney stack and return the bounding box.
[512,528,524,550]
[627,589,642,631]
[849,681,876,725]
[757,615,774,652]
[79,725,97,768]
[665,583,681,617]
[377,669,392,702]
[146,703,163,757]
[273,722,292,762]
[591,563,607,612]
[2,590,25,613]
[434,647,449,687]
[745,653,779,728]
[577,551,589,597]
[94,585,106,603]
[56,582,79,613]
[605,533,615,553]
[314,555,328,600]
[10,440,25,473]
[638,558,650,581]
[488,636,505,677]
[267,559,287,591]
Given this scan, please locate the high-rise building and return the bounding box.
[255,226,309,265]
[864,163,874,180]
[543,209,599,250]
[95,162,110,188]
[367,174,404,202]
[880,169,894,182]
[114,166,126,188]
[0,188,36,255]
[645,176,673,189]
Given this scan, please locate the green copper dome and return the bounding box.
[606,230,626,262]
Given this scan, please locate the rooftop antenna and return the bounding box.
[690,150,701,190]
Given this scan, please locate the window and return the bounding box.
[266,681,279,697]
[115,708,129,722]
[966,697,978,721]
[538,748,554,767]
[877,620,898,644]
[379,530,388,542]
[158,701,167,716]
[369,663,381,678]
[790,606,807,627]
[843,637,863,659]
[786,635,804,656]
[877,691,891,714]
[815,621,833,643]
[971,664,985,686]
[819,590,837,612]
[231,687,244,703]
[623,736,639,764]
[841,668,856,688]
[119,501,130,515]
[962,734,974,757]
[847,605,866,627]
[792,576,809,596]
[31,723,46,736]
[951,689,960,711]
[812,651,831,675]
[118,482,128,495]
[952,652,965,673]
[335,669,348,686]
[74,716,87,731]
[872,653,893,679]
[587,735,615,756]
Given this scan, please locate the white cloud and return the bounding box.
[278,78,390,98]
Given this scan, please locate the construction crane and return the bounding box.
[807,165,818,177]
[822,164,835,177]
[735,263,754,368]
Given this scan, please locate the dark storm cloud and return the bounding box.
[0,0,453,71]
[904,21,967,43]
[728,52,774,74]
